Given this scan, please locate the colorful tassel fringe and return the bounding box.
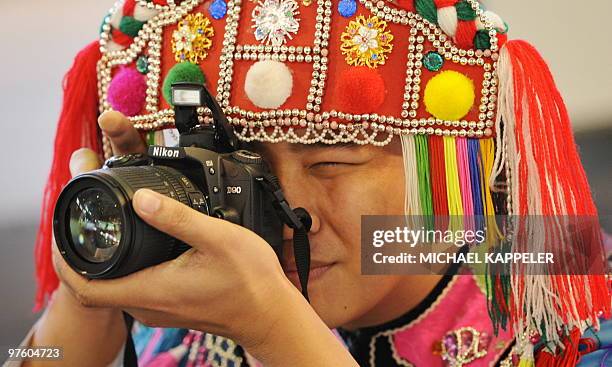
[400,134,497,235]
[491,39,610,363]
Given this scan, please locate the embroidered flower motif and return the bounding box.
[340,16,394,68]
[172,13,214,63]
[252,0,300,47]
[436,327,490,366]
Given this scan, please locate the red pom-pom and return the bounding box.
[336,67,386,115]
[108,67,146,116]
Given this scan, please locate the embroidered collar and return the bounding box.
[338,269,515,367]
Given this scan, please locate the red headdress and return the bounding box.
[36,1,610,364]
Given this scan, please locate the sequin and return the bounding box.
[340,16,394,68]
[172,13,214,63]
[252,0,300,47]
[136,56,149,74]
[424,51,444,72]
[338,0,357,18]
[209,0,227,20]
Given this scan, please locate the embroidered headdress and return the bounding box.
[35,0,610,365]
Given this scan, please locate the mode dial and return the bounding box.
[231,150,263,165]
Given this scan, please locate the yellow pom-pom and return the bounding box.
[423,71,475,121]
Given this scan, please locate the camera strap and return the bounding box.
[122,312,138,367]
[260,174,313,301]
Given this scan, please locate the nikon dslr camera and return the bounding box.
[53,83,311,281]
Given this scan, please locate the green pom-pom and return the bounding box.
[455,1,477,21]
[162,62,206,105]
[474,30,491,50]
[119,16,145,37]
[415,0,438,24]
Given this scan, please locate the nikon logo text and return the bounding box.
[150,146,181,159]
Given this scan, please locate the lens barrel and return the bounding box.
[54,166,199,279]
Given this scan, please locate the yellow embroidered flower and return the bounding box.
[172,13,214,63]
[340,16,394,68]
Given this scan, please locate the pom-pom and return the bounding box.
[108,67,147,117]
[244,60,293,109]
[162,62,206,105]
[335,67,386,115]
[423,70,474,121]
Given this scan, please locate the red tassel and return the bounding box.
[492,39,611,348]
[535,328,581,367]
[428,135,449,217]
[34,41,102,311]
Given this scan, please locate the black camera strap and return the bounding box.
[260,174,313,301]
[122,312,138,367]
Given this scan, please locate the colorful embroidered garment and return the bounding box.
[127,271,612,366]
[34,1,611,366]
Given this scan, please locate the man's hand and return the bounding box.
[54,111,300,350]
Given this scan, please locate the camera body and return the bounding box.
[53,83,286,279]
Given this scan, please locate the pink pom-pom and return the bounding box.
[108,67,147,116]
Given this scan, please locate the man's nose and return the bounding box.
[276,173,321,241]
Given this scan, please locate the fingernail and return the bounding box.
[134,189,161,215]
[98,111,123,136]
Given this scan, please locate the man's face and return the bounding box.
[252,140,410,329]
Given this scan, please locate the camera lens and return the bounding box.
[54,166,197,279]
[68,188,122,263]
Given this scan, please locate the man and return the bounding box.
[19,0,610,366]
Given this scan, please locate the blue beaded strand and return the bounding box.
[338,0,357,18]
[209,0,227,20]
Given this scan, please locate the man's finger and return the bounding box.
[69,148,101,177]
[53,241,165,308]
[132,189,245,253]
[99,110,147,156]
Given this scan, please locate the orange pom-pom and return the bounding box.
[336,67,386,115]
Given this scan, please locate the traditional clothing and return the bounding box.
[33,0,611,365]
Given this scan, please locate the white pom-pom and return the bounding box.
[244,60,293,109]
[134,5,159,22]
[437,6,458,38]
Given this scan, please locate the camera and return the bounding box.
[53,83,311,284]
